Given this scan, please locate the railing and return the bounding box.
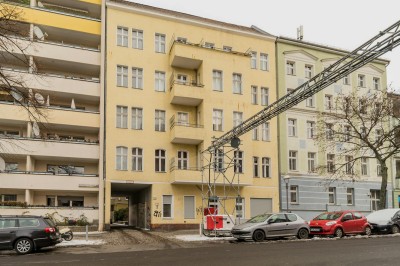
[0,170,99,177]
[0,134,99,145]
[0,100,100,114]
[169,157,201,172]
[169,115,204,130]
[169,72,204,90]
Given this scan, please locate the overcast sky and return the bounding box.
[131,0,400,91]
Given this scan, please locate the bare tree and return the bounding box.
[314,89,400,210]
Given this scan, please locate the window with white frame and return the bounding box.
[327,154,335,173]
[306,95,315,107]
[343,75,350,85]
[234,150,244,173]
[235,197,245,219]
[116,146,128,170]
[373,77,380,90]
[290,185,298,203]
[117,65,128,87]
[132,147,143,171]
[358,74,366,87]
[261,87,269,106]
[233,111,243,127]
[370,190,380,211]
[346,188,354,205]
[213,70,223,91]
[345,155,353,174]
[232,73,242,94]
[261,122,270,141]
[131,107,143,130]
[307,121,315,139]
[359,99,367,114]
[117,26,128,47]
[155,33,166,53]
[344,125,351,141]
[286,61,295,75]
[262,157,270,178]
[305,65,313,79]
[132,29,143,49]
[116,106,128,128]
[154,71,165,92]
[132,67,143,89]
[377,160,382,176]
[252,127,259,141]
[325,95,333,110]
[326,123,334,140]
[251,86,258,104]
[155,110,165,132]
[177,151,188,170]
[253,157,259,177]
[260,53,268,71]
[214,149,224,172]
[361,157,369,175]
[177,112,189,126]
[251,52,257,69]
[162,195,173,218]
[288,119,297,137]
[308,152,316,173]
[213,109,223,131]
[289,150,297,171]
[155,149,166,172]
[328,187,336,205]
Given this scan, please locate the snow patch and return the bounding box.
[57,239,104,247]
[175,235,235,242]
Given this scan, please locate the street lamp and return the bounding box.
[283,176,290,212]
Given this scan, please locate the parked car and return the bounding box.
[367,208,400,234]
[0,215,62,255]
[231,213,310,242]
[309,211,371,238]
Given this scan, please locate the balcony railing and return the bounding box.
[0,100,100,114]
[0,170,98,177]
[0,134,99,145]
[169,157,201,172]
[169,73,204,91]
[169,115,203,130]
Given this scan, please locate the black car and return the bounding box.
[366,208,400,234]
[0,215,62,254]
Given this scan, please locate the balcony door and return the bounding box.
[177,112,189,126]
[178,151,188,170]
[177,74,187,85]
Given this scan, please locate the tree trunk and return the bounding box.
[378,163,388,210]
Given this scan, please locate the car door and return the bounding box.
[265,214,289,237]
[341,213,356,233]
[352,212,365,232]
[0,218,18,249]
[285,213,301,236]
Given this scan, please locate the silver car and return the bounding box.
[231,213,310,242]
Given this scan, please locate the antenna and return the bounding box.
[33,26,48,41]
[0,156,5,172]
[297,25,304,40]
[32,122,40,138]
[35,93,45,105]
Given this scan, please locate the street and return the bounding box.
[1,235,400,266]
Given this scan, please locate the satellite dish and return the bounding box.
[35,93,45,105]
[33,26,48,40]
[0,156,5,172]
[231,137,241,148]
[32,122,40,137]
[10,88,23,102]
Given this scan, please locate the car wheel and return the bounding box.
[63,232,73,241]
[334,228,344,238]
[15,238,34,255]
[391,225,400,234]
[297,228,309,239]
[252,230,265,242]
[364,226,372,236]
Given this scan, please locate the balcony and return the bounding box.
[169,116,204,145]
[169,76,204,106]
[0,171,99,191]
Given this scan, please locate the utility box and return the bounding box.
[203,214,234,236]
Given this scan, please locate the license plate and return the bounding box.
[310,228,321,232]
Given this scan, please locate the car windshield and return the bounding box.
[367,209,400,220]
[247,213,273,223]
[314,212,343,221]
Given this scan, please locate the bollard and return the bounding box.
[86,225,88,242]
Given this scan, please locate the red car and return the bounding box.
[309,211,371,238]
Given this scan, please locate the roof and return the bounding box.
[108,0,274,38]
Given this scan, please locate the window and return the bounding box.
[177,37,187,43]
[307,121,315,139]
[360,127,367,138]
[327,154,335,173]
[343,75,350,85]
[344,125,352,141]
[232,73,242,94]
[358,74,366,87]
[117,65,128,87]
[116,146,128,170]
[251,52,257,69]
[261,122,270,141]
[132,68,143,89]
[251,86,258,104]
[289,150,297,171]
[373,77,380,90]
[131,107,143,130]
[117,26,128,47]
[305,65,313,79]
[184,196,195,219]
[162,195,173,218]
[5,162,18,171]
[260,53,268,71]
[306,95,315,107]
[116,106,128,128]
[286,61,295,75]
[0,218,17,228]
[213,70,223,91]
[361,157,369,175]
[252,127,259,141]
[359,99,367,114]
[288,119,297,137]
[57,196,83,207]
[177,112,189,126]
[370,190,380,211]
[326,123,334,140]
[155,71,165,92]
[155,33,166,53]
[213,109,223,131]
[155,110,166,132]
[177,74,187,84]
[262,157,270,178]
[290,185,298,203]
[253,157,259,177]
[325,95,333,110]
[2,194,17,202]
[235,197,245,219]
[234,150,244,173]
[346,188,354,205]
[132,148,143,171]
[261,87,269,106]
[178,151,188,170]
[132,29,143,49]
[345,155,353,174]
[233,111,243,127]
[223,46,232,52]
[214,149,224,172]
[47,165,84,175]
[328,187,336,205]
[377,159,382,176]
[375,129,382,143]
[204,42,215,48]
[308,152,316,173]
[155,149,166,172]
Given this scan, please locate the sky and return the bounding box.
[129,0,400,91]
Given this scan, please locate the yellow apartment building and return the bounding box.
[0,0,105,229]
[105,0,279,230]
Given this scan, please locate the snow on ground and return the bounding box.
[57,239,105,247]
[174,235,235,242]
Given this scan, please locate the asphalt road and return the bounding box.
[1,235,400,266]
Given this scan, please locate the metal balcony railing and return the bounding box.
[169,115,204,130]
